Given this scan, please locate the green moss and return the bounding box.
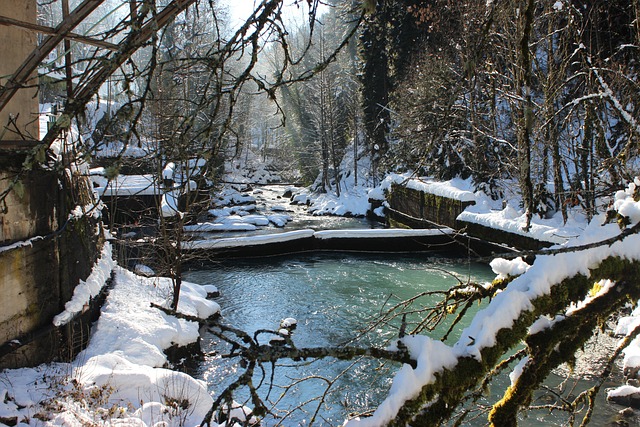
[383,255,640,426]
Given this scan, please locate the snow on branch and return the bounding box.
[346,186,640,426]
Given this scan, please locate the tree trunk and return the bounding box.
[516,0,536,231]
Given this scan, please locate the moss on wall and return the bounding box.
[387,184,474,230]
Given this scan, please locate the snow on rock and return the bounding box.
[209,204,257,217]
[267,213,291,227]
[75,353,211,425]
[162,162,176,181]
[608,385,640,398]
[307,187,371,217]
[291,192,311,205]
[53,242,117,327]
[236,214,270,226]
[615,181,640,223]
[134,263,156,277]
[161,191,182,218]
[214,188,256,206]
[615,302,640,383]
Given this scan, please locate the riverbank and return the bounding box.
[0,242,226,426]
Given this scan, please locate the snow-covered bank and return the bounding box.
[0,251,222,426]
[373,173,590,246]
[53,243,117,327]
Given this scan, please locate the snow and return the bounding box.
[347,336,458,427]
[458,206,579,244]
[185,228,454,250]
[163,162,176,181]
[0,235,45,254]
[134,263,156,277]
[185,221,257,232]
[1,263,222,427]
[307,186,371,216]
[8,125,640,427]
[614,300,640,388]
[346,185,640,426]
[93,173,159,197]
[186,229,315,249]
[53,242,117,327]
[489,257,530,280]
[160,191,183,218]
[608,385,640,398]
[372,173,476,203]
[509,356,530,386]
[368,173,590,246]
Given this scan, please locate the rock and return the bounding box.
[608,392,640,409]
[0,416,18,426]
[619,407,635,417]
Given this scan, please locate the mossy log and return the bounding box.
[387,256,640,426]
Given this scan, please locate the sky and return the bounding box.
[220,0,326,30]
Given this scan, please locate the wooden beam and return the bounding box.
[0,0,105,113]
[0,15,118,51]
[62,0,74,100]
[0,140,40,152]
[40,0,198,148]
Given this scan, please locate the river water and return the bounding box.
[184,252,631,427]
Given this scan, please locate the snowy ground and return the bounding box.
[0,241,239,427]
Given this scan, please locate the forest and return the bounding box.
[1,0,640,426]
[29,0,640,225]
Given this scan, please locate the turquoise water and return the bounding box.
[184,253,631,426]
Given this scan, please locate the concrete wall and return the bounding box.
[0,153,59,244]
[387,184,475,230]
[0,0,39,141]
[0,157,119,367]
[0,1,105,369]
[0,159,103,368]
[386,184,552,252]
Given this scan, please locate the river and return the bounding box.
[182,185,630,426]
[184,252,630,427]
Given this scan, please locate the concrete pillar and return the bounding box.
[0,0,39,141]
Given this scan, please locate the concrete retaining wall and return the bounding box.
[386,184,475,229]
[0,154,103,368]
